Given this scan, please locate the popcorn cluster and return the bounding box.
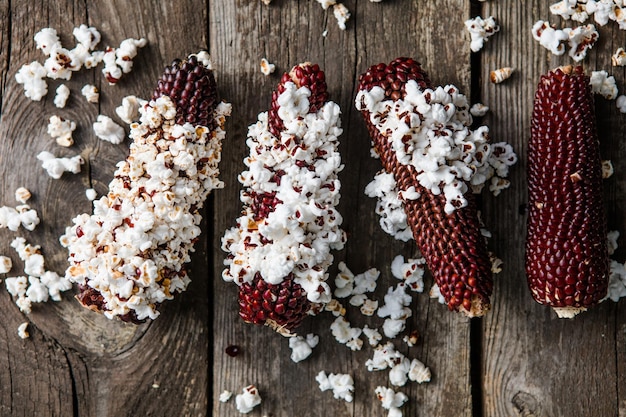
[550,0,626,28]
[589,70,619,99]
[465,16,500,52]
[356,81,517,214]
[60,95,230,321]
[316,371,354,402]
[366,341,431,387]
[375,386,409,417]
[364,172,412,242]
[531,20,598,61]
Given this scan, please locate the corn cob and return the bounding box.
[60,52,230,323]
[356,57,513,317]
[526,66,609,318]
[222,63,345,334]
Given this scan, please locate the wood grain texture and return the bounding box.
[1,1,626,417]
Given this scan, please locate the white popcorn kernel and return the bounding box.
[17,322,30,339]
[289,333,319,363]
[116,95,145,124]
[81,84,99,103]
[37,151,84,179]
[613,47,626,66]
[324,298,346,316]
[260,58,276,76]
[365,172,412,241]
[470,103,489,117]
[261,0,272,4]
[334,261,355,298]
[429,283,446,304]
[44,46,79,80]
[360,298,379,316]
[382,318,406,339]
[607,260,626,302]
[47,115,76,147]
[377,284,412,320]
[362,325,382,347]
[566,24,598,62]
[116,38,147,73]
[607,230,620,256]
[26,277,49,303]
[5,276,28,298]
[375,386,408,417]
[15,61,48,101]
[54,84,70,108]
[403,330,419,347]
[532,20,568,56]
[316,0,336,9]
[73,24,101,50]
[235,385,262,414]
[465,15,500,52]
[408,358,431,383]
[330,316,362,350]
[15,187,31,204]
[316,371,354,402]
[391,255,425,292]
[602,160,614,179]
[333,3,350,30]
[219,390,233,402]
[93,115,125,144]
[590,70,618,100]
[0,256,12,274]
[490,67,514,84]
[617,95,626,113]
[389,357,411,386]
[85,188,97,201]
[34,28,60,55]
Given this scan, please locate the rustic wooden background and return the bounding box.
[0,0,625,416]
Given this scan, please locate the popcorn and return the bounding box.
[365,172,412,241]
[565,24,599,61]
[72,24,101,50]
[17,322,29,339]
[602,160,615,178]
[330,316,363,351]
[219,390,233,402]
[362,325,382,347]
[334,262,356,298]
[102,38,147,84]
[85,188,97,201]
[590,70,618,99]
[260,58,276,76]
[81,84,100,103]
[0,256,12,274]
[490,67,514,84]
[316,371,354,402]
[429,283,446,304]
[375,386,408,417]
[607,230,620,256]
[408,358,431,383]
[44,46,79,80]
[532,20,569,56]
[359,298,379,316]
[390,255,425,292]
[324,298,346,316]
[34,28,60,55]
[15,187,31,204]
[37,151,84,179]
[47,115,76,147]
[235,385,262,414]
[116,95,146,124]
[54,84,70,108]
[93,115,125,144]
[316,0,336,9]
[289,333,319,363]
[612,47,626,66]
[15,61,48,101]
[333,3,350,30]
[403,330,419,347]
[0,205,40,231]
[377,283,412,321]
[470,103,490,117]
[617,95,626,112]
[465,16,500,52]
[382,318,406,339]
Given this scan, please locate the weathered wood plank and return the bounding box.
[480,2,625,416]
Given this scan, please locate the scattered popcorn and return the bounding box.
[0,256,12,274]
[85,188,97,201]
[47,115,76,147]
[590,70,618,99]
[260,58,276,76]
[93,115,125,144]
[429,283,446,304]
[470,103,490,117]
[353,267,380,294]
[235,385,262,414]
[330,316,363,351]
[116,95,146,124]
[72,24,101,50]
[362,325,382,347]
[403,330,419,347]
[607,259,626,301]
[608,230,620,256]
[334,262,355,298]
[289,333,319,363]
[390,255,425,292]
[408,358,431,383]
[550,0,590,22]
[613,47,626,66]
[44,46,78,80]
[602,160,614,178]
[15,61,48,101]
[14,187,31,204]
[101,38,147,84]
[365,172,412,241]
[54,84,70,108]
[0,205,40,232]
[17,322,29,339]
[81,84,99,103]
[219,390,233,402]
[359,298,379,316]
[617,95,626,113]
[566,24,599,61]
[465,15,500,52]
[34,28,60,56]
[532,20,569,56]
[333,3,350,30]
[325,298,346,316]
[316,371,354,402]
[375,386,408,417]
[382,318,407,339]
[316,0,336,10]
[11,237,45,278]
[365,342,404,372]
[377,283,412,321]
[490,67,514,84]
[37,151,84,179]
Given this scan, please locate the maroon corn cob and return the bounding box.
[526,66,609,318]
[357,57,493,317]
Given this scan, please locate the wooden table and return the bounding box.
[1,1,625,416]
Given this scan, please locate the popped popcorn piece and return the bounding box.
[585,0,616,26]
[359,298,379,316]
[325,298,346,316]
[333,3,351,30]
[0,256,12,274]
[316,371,354,402]
[219,390,233,402]
[490,253,504,273]
[334,261,355,298]
[465,15,500,52]
[565,24,599,61]
[382,318,406,339]
[260,58,276,76]
[377,283,412,320]
[607,230,620,256]
[617,95,626,113]
[15,62,48,101]
[5,276,31,314]
[550,0,590,22]
[289,333,319,363]
[607,259,626,301]
[532,20,569,56]
[408,358,431,383]
[81,84,99,103]
[470,103,490,117]
[40,270,72,301]
[102,37,147,84]
[72,24,101,50]
[602,160,614,178]
[93,115,125,144]
[115,95,146,124]
[590,70,618,99]
[37,151,84,179]
[612,47,626,66]
[375,386,408,417]
[365,341,404,371]
[330,316,363,350]
[235,385,262,414]
[15,187,31,204]
[47,115,76,147]
[390,255,425,292]
[34,28,60,55]
[353,267,380,294]
[362,325,382,347]
[403,330,419,347]
[54,84,70,108]
[17,322,29,339]
[316,0,336,9]
[261,0,272,4]
[365,172,412,241]
[0,205,40,232]
[429,283,446,304]
[85,188,97,201]
[44,46,79,80]
[490,67,514,84]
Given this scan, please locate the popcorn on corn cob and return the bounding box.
[221,63,346,334]
[356,58,516,317]
[60,52,231,323]
[526,66,609,318]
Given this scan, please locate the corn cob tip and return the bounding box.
[462,296,491,318]
[553,306,587,319]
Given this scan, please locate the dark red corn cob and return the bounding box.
[358,57,493,317]
[526,66,609,318]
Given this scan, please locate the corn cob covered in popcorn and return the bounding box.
[60,52,230,323]
[222,63,346,333]
[527,66,609,318]
[356,58,516,317]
